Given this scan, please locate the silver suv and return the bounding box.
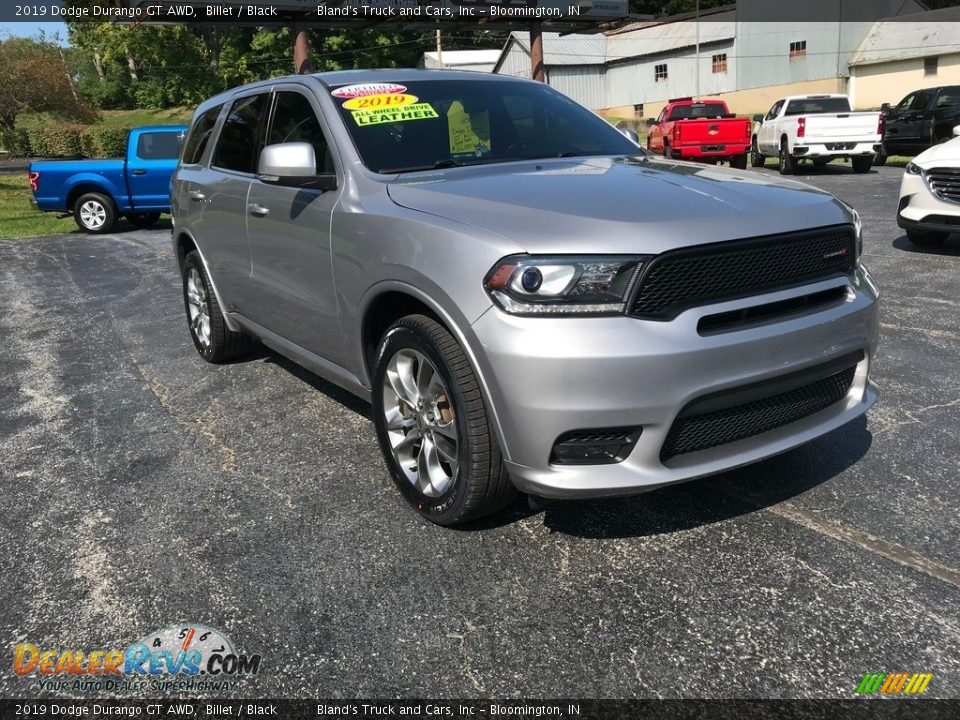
[171,70,879,525]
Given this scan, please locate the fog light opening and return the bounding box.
[550,428,642,465]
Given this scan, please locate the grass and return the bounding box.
[15,107,194,132]
[0,173,76,240]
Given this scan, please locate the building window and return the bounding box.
[654,64,667,82]
[924,56,938,76]
[712,53,727,74]
[633,103,644,117]
[789,40,807,60]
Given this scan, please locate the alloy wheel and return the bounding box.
[186,267,211,347]
[79,200,107,230]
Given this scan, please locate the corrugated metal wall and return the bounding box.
[548,66,608,109]
[496,41,532,79]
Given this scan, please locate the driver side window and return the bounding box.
[268,91,333,174]
[766,101,783,121]
[895,93,916,112]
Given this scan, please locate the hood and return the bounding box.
[386,156,852,254]
[913,134,960,168]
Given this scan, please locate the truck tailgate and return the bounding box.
[804,113,879,139]
[676,118,751,145]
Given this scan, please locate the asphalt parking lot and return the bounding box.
[1,162,958,699]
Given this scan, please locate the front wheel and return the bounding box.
[750,138,765,167]
[372,314,515,525]
[852,156,873,174]
[74,192,116,234]
[127,212,161,228]
[907,228,949,246]
[181,250,252,363]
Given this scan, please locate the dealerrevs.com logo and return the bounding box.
[13,623,261,693]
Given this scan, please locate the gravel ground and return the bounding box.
[0,164,958,700]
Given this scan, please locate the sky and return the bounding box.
[0,21,70,45]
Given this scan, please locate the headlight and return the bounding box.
[484,255,647,315]
[905,162,923,175]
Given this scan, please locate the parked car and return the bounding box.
[646,98,751,168]
[172,71,879,526]
[751,95,883,174]
[897,124,960,245]
[29,125,187,233]
[881,85,960,161]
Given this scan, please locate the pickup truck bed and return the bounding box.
[29,125,187,233]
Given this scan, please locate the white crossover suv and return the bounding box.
[898,125,960,245]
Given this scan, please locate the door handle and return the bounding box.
[189,190,206,202]
[132,169,146,176]
[248,203,269,217]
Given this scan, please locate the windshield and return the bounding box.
[668,103,728,120]
[329,79,641,173]
[784,97,851,115]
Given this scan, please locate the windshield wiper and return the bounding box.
[381,157,513,174]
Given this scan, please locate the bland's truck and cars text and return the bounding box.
[170,71,879,526]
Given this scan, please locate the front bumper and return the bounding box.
[898,171,960,234]
[470,269,879,499]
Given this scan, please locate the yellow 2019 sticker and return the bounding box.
[351,103,439,126]
[342,93,418,110]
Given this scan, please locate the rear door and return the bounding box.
[885,91,930,146]
[198,91,271,309]
[243,86,343,360]
[127,130,184,209]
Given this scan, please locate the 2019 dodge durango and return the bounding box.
[171,71,880,526]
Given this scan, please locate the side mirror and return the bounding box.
[752,114,763,123]
[881,103,891,114]
[645,118,657,127]
[619,127,640,145]
[257,142,337,190]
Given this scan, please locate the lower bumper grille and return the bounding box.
[661,355,860,462]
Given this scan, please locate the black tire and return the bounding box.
[907,228,949,246]
[663,140,672,159]
[73,192,116,234]
[812,158,830,168]
[750,137,765,167]
[873,149,888,166]
[730,153,748,170]
[852,155,873,174]
[372,314,515,526]
[127,212,161,228]
[778,140,796,175]
[181,250,252,363]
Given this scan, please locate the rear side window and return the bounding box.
[212,94,269,174]
[784,97,851,115]
[136,132,182,160]
[268,92,333,174]
[182,105,223,165]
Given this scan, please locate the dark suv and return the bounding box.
[881,85,960,157]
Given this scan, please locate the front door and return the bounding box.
[244,88,343,362]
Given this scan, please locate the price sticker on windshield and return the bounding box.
[342,93,418,110]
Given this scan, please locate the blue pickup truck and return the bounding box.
[29,125,187,233]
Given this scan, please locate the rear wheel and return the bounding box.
[372,314,515,526]
[73,192,116,234]
[127,212,161,228]
[181,250,252,363]
[852,155,873,174]
[778,140,796,175]
[907,228,949,246]
[750,137,765,167]
[730,153,748,170]
[873,148,888,166]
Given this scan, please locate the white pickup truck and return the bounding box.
[751,95,884,175]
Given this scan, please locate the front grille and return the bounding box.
[661,359,859,462]
[630,226,856,320]
[927,168,960,205]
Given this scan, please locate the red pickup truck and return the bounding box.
[646,98,752,168]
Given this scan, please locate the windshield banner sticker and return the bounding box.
[351,103,438,126]
[342,93,418,110]
[331,83,406,99]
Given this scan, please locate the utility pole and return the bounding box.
[694,0,700,99]
[293,18,313,74]
[530,21,544,82]
[436,29,443,69]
